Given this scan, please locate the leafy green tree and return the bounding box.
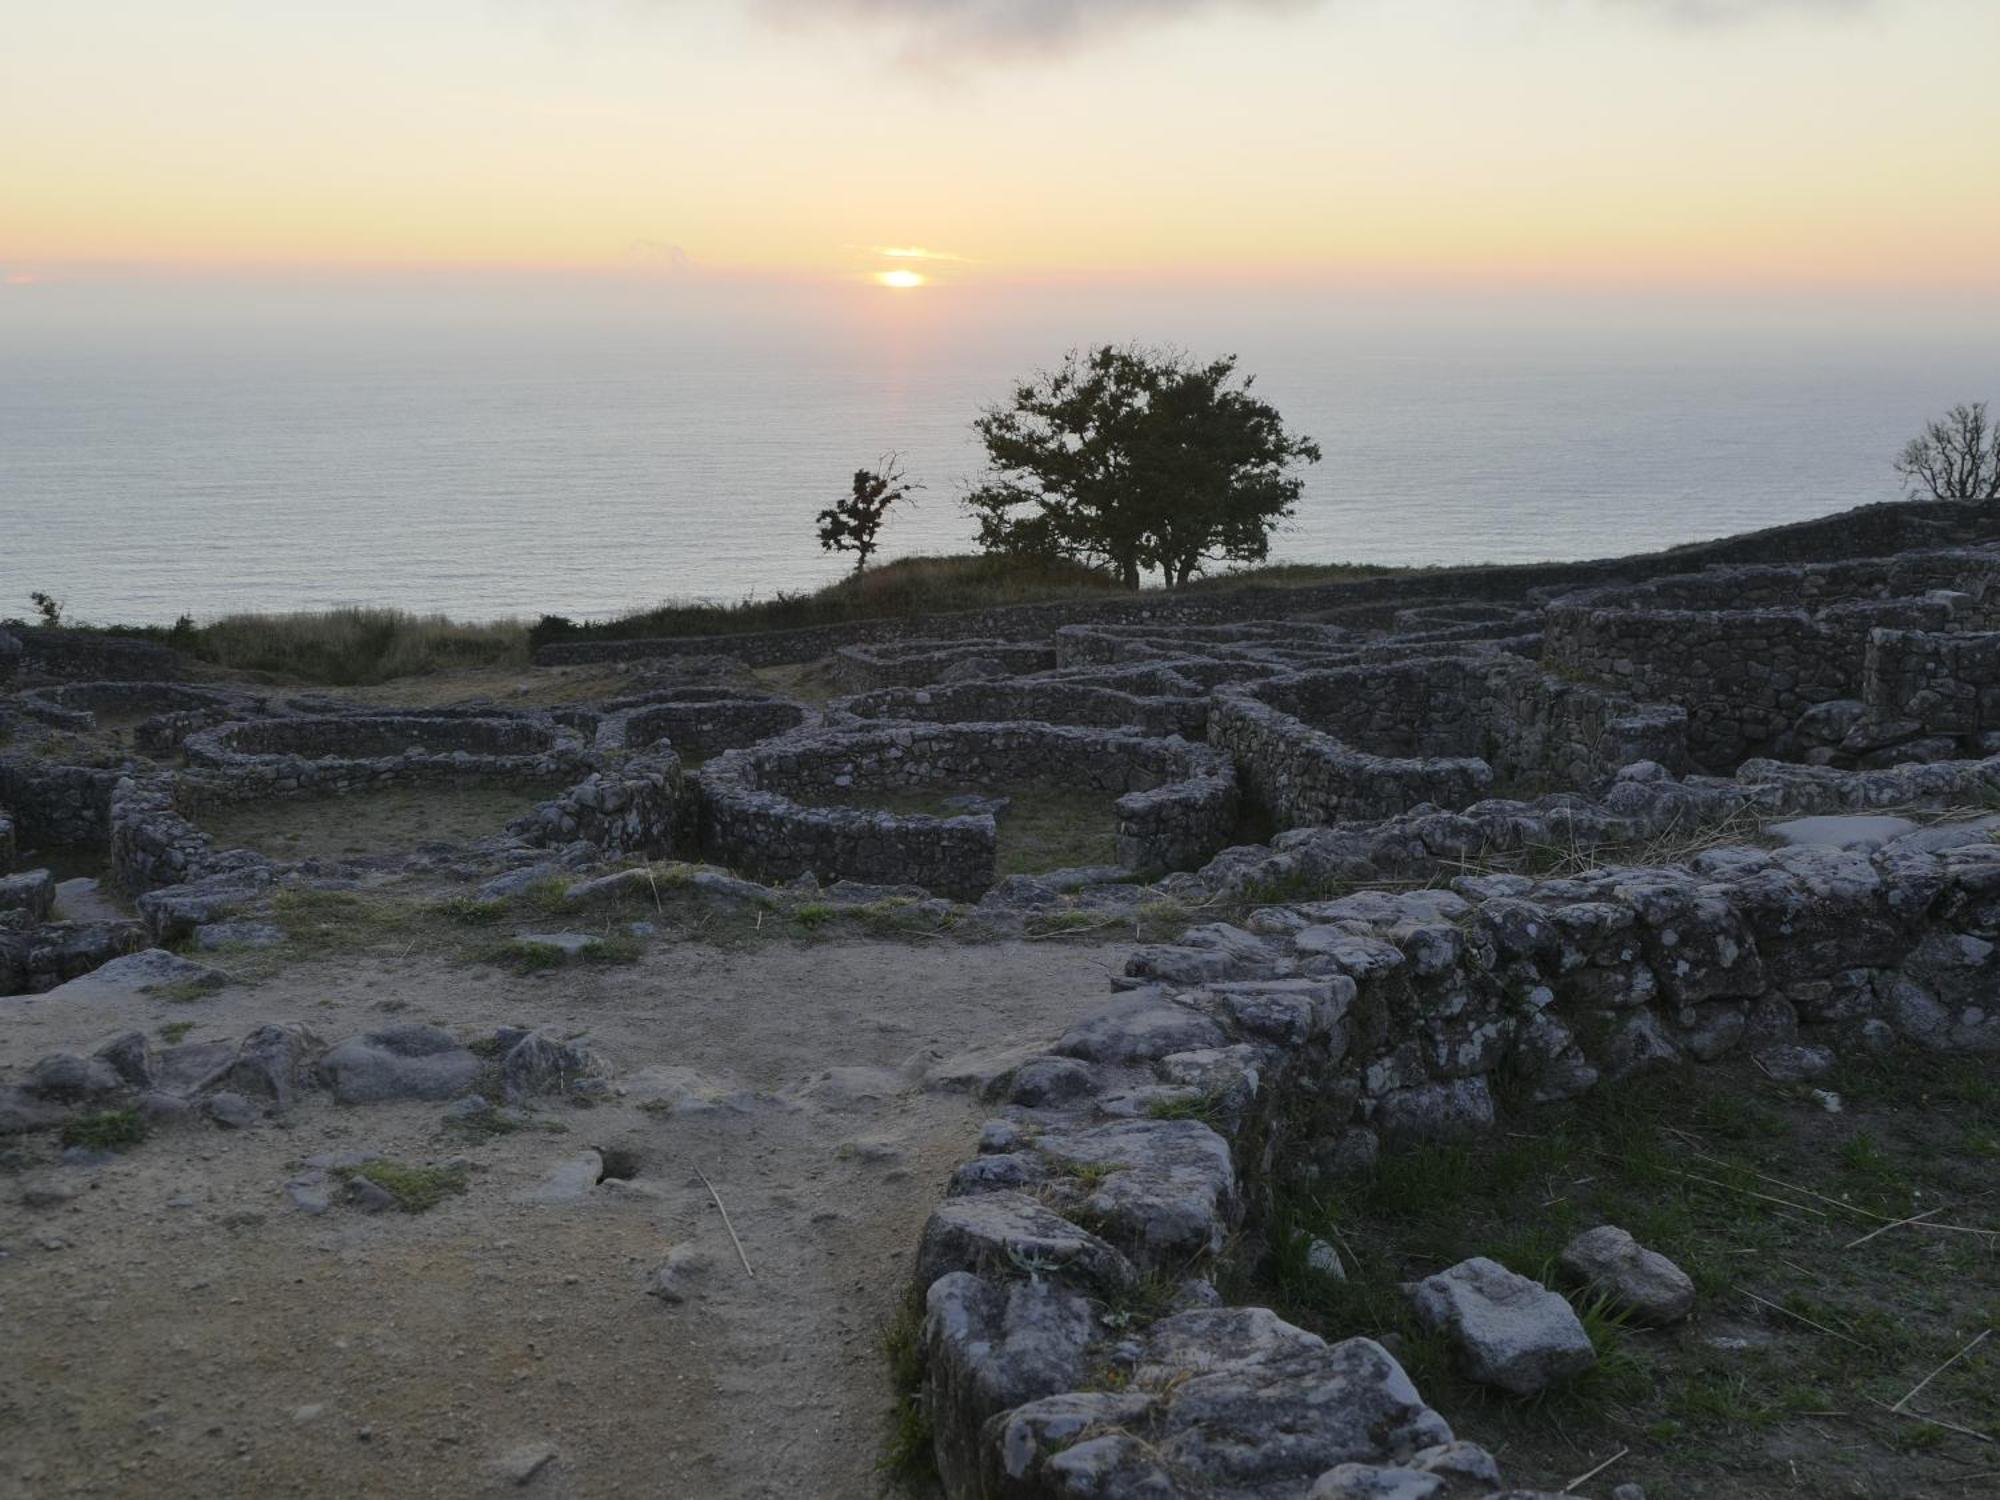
[1896,401,2000,501]
[817,456,921,572]
[964,344,1321,588]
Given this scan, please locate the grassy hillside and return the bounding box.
[13,553,1401,687]
[531,552,1399,648]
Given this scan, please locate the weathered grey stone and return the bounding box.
[1404,1257,1595,1395]
[1558,1225,1695,1326]
[1051,989,1227,1065]
[1033,1117,1238,1260]
[643,1243,712,1304]
[1752,1042,1836,1082]
[500,1031,606,1099]
[317,1025,480,1104]
[925,1271,1098,1496]
[1375,1078,1495,1145]
[915,1190,1136,1293]
[209,1023,323,1110]
[995,1055,1101,1108]
[203,1091,260,1129]
[93,1031,154,1089]
[25,1051,125,1102]
[192,921,284,951]
[0,870,56,921]
[0,1086,69,1135]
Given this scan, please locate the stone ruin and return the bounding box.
[1544,545,2000,770]
[700,722,1238,899]
[7,521,2000,1497]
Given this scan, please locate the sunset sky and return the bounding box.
[5,0,2000,292]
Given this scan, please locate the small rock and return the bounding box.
[1559,1225,1695,1326]
[192,921,284,951]
[344,1177,398,1213]
[492,1442,558,1486]
[93,1031,155,1089]
[1753,1043,1836,1083]
[1403,1257,1595,1395]
[513,1150,603,1206]
[644,1243,712,1305]
[1305,1237,1346,1282]
[286,1180,333,1216]
[203,1092,260,1130]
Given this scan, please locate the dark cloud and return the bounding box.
[753,0,1317,61]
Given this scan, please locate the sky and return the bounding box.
[4,0,1999,297]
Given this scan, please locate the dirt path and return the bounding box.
[1,937,1125,1499]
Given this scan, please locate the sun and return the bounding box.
[875,269,925,290]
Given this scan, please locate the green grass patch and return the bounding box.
[877,1291,936,1487]
[1251,1055,2000,1495]
[60,1109,147,1153]
[430,896,511,926]
[149,978,221,1005]
[579,932,644,965]
[335,1159,470,1213]
[156,1020,196,1044]
[488,938,570,972]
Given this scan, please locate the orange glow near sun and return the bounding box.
[875,269,925,290]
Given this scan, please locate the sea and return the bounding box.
[4,278,1997,626]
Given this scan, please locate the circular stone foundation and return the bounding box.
[182,714,589,796]
[831,679,1207,740]
[698,722,1238,899]
[830,639,1058,692]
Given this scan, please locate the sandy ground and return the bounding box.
[1,936,1126,1499]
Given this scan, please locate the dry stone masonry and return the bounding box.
[10,501,2000,1496]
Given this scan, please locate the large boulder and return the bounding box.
[1051,989,1227,1065]
[0,870,56,922]
[24,1051,126,1103]
[318,1025,481,1104]
[924,1272,1098,1496]
[207,1023,324,1111]
[1403,1257,1595,1396]
[985,1325,1455,1497]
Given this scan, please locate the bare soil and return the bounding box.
[1,934,1124,1500]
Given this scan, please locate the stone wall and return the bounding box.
[1861,628,2000,742]
[509,753,687,858]
[908,758,2000,1497]
[0,808,15,870]
[12,681,274,759]
[831,639,1058,692]
[615,694,809,759]
[5,628,185,683]
[699,724,1238,898]
[831,679,1209,740]
[181,714,590,798]
[108,773,228,894]
[1211,657,1685,829]
[1543,547,2000,770]
[0,756,127,848]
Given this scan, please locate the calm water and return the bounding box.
[5,287,1996,625]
